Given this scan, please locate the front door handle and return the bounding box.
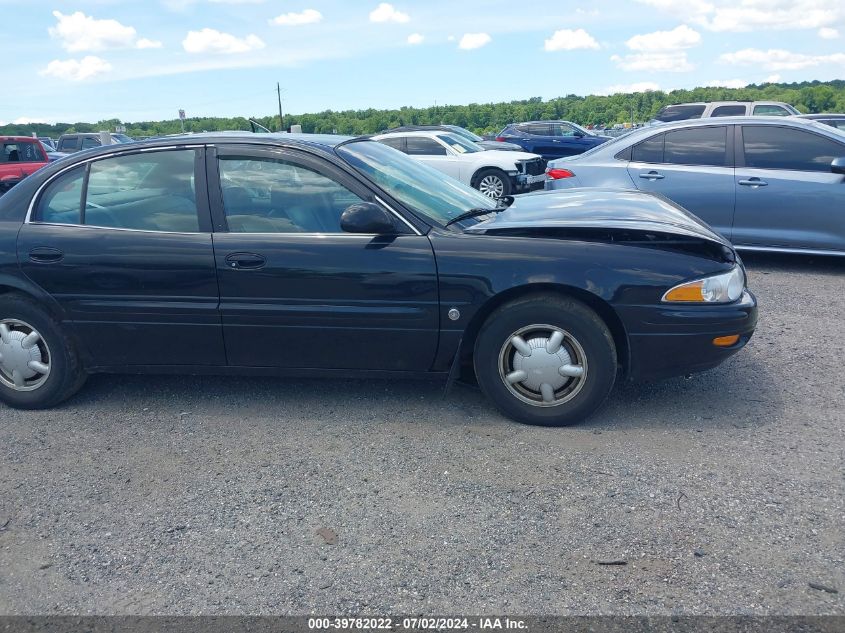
[639,171,665,180]
[225,252,266,270]
[738,178,768,187]
[29,247,64,263]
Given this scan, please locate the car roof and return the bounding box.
[0,136,41,142]
[375,130,447,139]
[798,113,845,119]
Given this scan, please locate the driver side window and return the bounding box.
[218,156,365,233]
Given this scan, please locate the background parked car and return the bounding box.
[56,132,134,153]
[494,121,611,161]
[373,130,545,198]
[544,117,845,255]
[651,101,799,123]
[386,125,523,152]
[38,137,57,151]
[797,113,845,132]
[0,136,48,195]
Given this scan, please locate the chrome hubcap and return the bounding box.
[478,175,505,198]
[498,325,587,407]
[0,320,51,392]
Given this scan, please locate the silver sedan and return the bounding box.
[545,116,845,256]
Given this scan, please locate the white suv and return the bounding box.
[372,130,546,198]
[652,101,799,123]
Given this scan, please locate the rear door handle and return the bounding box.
[28,247,64,263]
[225,252,266,270]
[639,171,665,180]
[738,178,768,187]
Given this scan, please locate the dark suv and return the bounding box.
[56,133,134,153]
[495,121,611,160]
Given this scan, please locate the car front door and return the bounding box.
[549,123,591,157]
[733,125,845,252]
[16,146,226,368]
[208,145,439,370]
[626,125,736,239]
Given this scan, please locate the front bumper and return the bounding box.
[514,173,547,193]
[618,290,758,381]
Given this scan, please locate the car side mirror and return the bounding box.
[831,157,845,175]
[573,131,585,138]
[340,202,396,234]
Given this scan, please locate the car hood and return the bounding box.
[478,140,523,151]
[476,149,542,162]
[465,188,731,246]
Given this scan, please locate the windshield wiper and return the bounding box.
[445,205,507,227]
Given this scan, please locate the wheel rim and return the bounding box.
[498,324,588,407]
[478,175,505,198]
[0,319,51,392]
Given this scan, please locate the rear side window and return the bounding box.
[81,137,100,149]
[711,105,746,117]
[753,104,789,116]
[632,133,664,163]
[405,137,447,156]
[654,105,706,122]
[742,126,844,172]
[36,150,200,231]
[663,126,728,166]
[1,142,43,163]
[36,166,85,224]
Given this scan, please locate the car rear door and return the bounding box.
[405,136,464,180]
[733,124,845,252]
[626,125,736,239]
[17,146,226,368]
[208,144,439,370]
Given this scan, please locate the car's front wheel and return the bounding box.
[473,168,512,199]
[0,294,86,410]
[474,294,617,426]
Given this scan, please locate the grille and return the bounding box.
[521,158,546,176]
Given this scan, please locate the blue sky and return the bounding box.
[1,0,843,124]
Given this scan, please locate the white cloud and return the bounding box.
[720,47,845,70]
[459,32,492,50]
[626,25,701,51]
[182,28,265,54]
[39,56,112,81]
[819,27,840,39]
[544,29,600,52]
[270,9,323,26]
[705,78,749,88]
[602,82,661,94]
[611,52,694,72]
[407,33,424,45]
[635,0,845,33]
[12,117,50,125]
[369,3,410,23]
[765,74,782,83]
[49,10,161,52]
[136,38,163,49]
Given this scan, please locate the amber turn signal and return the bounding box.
[713,335,740,347]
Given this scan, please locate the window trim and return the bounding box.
[736,124,845,172]
[208,144,421,236]
[26,145,210,233]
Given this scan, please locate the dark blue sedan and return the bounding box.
[495,120,611,160]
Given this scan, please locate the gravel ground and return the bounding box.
[0,252,842,616]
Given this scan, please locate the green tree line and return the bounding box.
[4,80,844,139]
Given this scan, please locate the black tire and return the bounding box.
[472,168,512,199]
[473,294,617,427]
[0,293,86,410]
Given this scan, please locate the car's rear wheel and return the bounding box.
[473,168,512,199]
[0,294,86,410]
[474,295,617,426]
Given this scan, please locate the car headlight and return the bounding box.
[662,266,745,304]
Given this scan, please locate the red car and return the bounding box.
[0,136,49,194]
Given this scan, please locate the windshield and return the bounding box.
[111,134,134,143]
[337,140,496,226]
[436,133,482,154]
[447,126,484,143]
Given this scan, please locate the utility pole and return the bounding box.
[277,82,284,132]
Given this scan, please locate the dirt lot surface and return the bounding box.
[0,253,842,615]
